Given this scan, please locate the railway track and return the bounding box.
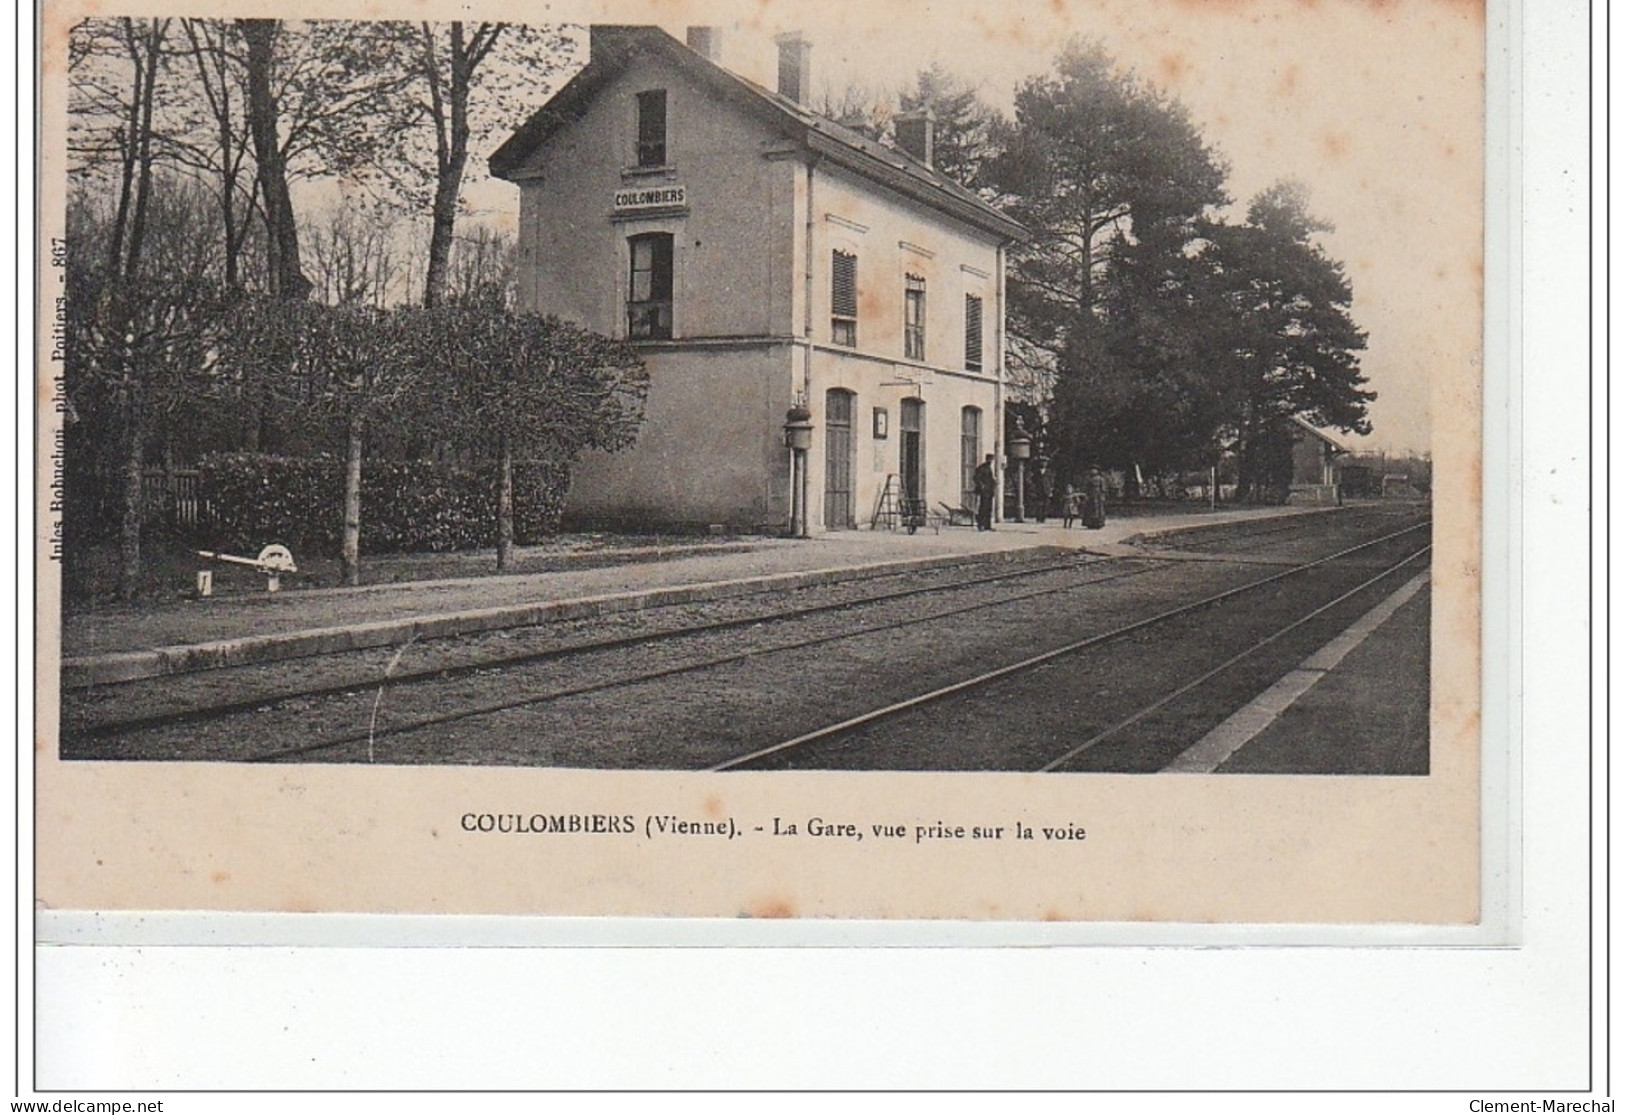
[64,551,1164,752]
[712,530,1429,772]
[713,524,1431,773]
[62,506,1429,769]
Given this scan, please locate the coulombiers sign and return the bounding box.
[614,184,686,210]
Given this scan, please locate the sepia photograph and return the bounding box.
[36,0,1484,922]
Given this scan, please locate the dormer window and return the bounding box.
[636,90,667,167]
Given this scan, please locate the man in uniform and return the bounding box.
[973,454,997,531]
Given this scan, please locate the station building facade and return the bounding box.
[491,25,1027,532]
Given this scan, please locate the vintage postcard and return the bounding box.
[35,0,1487,925]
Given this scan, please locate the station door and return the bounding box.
[824,389,855,529]
[900,398,924,504]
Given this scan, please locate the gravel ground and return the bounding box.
[60,505,1430,772]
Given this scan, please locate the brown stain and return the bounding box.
[211,870,230,885]
[1041,907,1065,922]
[1272,64,1300,97]
[970,10,1032,50]
[1167,0,1259,13]
[748,897,796,918]
[701,794,724,819]
[1426,0,1488,24]
[856,283,887,323]
[1320,130,1351,162]
[42,14,74,76]
[283,897,318,914]
[1157,52,1190,87]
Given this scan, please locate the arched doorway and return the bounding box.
[824,389,855,529]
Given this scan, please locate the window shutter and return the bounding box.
[964,293,983,371]
[832,251,857,318]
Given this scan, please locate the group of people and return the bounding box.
[971,456,1106,531]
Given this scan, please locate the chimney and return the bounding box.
[894,109,935,168]
[775,32,811,105]
[686,26,721,63]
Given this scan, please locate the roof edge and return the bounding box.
[489,24,1027,243]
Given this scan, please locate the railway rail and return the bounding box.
[66,551,1154,736]
[713,529,1429,772]
[61,506,1430,770]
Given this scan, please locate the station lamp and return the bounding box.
[1008,427,1032,523]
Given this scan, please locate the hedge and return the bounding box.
[196,453,569,556]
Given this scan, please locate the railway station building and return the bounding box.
[490,25,1027,532]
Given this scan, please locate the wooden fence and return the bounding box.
[141,467,206,530]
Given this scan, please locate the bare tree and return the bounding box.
[385,22,574,307]
[445,223,516,306]
[172,20,259,289]
[304,204,404,308]
[817,79,897,142]
[68,18,175,279]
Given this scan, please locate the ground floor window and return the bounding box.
[627,232,673,339]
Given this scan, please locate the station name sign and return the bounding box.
[614,184,687,210]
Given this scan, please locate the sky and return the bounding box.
[60,0,1484,456]
[459,0,1485,456]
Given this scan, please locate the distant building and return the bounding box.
[1289,415,1351,488]
[491,25,1026,531]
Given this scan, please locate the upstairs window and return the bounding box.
[628,233,673,340]
[636,90,667,167]
[831,250,858,347]
[904,274,926,362]
[964,293,984,372]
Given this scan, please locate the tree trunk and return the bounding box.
[342,412,363,586]
[118,400,145,603]
[122,19,166,281]
[421,22,475,308]
[109,18,168,278]
[241,19,310,302]
[496,432,515,571]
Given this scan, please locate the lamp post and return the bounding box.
[1008,427,1032,523]
[783,404,814,538]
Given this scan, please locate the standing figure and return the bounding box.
[973,454,997,531]
[1033,462,1053,523]
[1083,466,1108,530]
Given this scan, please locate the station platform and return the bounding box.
[57,503,1332,688]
